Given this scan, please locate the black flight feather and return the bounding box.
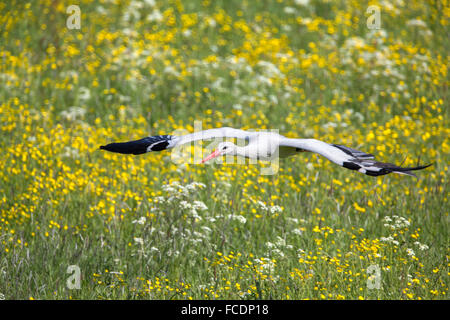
[100,135,171,155]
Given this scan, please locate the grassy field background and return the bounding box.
[0,0,448,299]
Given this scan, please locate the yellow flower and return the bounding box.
[353,202,366,213]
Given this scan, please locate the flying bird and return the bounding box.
[100,127,432,177]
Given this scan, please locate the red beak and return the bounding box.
[201,149,221,163]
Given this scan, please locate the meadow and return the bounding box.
[0,0,448,300]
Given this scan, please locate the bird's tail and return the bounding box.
[343,160,433,177]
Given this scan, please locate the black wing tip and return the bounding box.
[419,162,434,170]
[99,135,172,155]
[376,162,433,178]
[394,162,433,178]
[99,141,147,155]
[344,159,433,178]
[398,162,434,172]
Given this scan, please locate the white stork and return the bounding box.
[100,127,431,177]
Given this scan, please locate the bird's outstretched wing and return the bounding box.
[100,127,253,155]
[100,135,173,155]
[175,127,253,145]
[280,138,432,177]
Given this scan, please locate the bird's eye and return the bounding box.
[223,146,227,150]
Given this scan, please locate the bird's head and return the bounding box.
[201,142,237,163]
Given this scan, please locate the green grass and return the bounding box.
[0,0,448,299]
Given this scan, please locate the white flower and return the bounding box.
[380,236,394,242]
[61,146,80,159]
[193,200,208,211]
[266,242,275,249]
[239,291,251,298]
[269,205,283,214]
[167,249,180,257]
[256,61,283,78]
[406,248,415,257]
[255,75,272,86]
[228,214,247,224]
[212,78,224,90]
[134,237,144,245]
[414,241,429,251]
[406,19,427,28]
[283,6,296,14]
[207,18,217,28]
[383,215,410,230]
[255,201,283,214]
[275,236,286,247]
[182,29,192,37]
[189,210,202,221]
[294,0,309,6]
[179,200,191,209]
[60,106,86,121]
[147,9,163,22]
[201,226,212,233]
[380,236,399,246]
[344,37,366,49]
[143,0,156,7]
[132,216,146,225]
[78,86,90,101]
[272,248,285,257]
[235,215,247,224]
[163,65,180,77]
[254,257,275,274]
[256,201,267,210]
[286,217,299,224]
[189,182,206,189]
